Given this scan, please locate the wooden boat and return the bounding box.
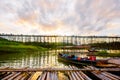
[96,63,118,68]
[96,60,118,68]
[88,48,98,52]
[58,53,99,65]
[58,53,116,68]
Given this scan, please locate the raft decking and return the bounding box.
[0,66,120,80]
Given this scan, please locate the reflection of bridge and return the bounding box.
[0,34,120,45]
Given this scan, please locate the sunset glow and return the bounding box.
[0,0,120,36]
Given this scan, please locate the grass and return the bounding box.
[90,42,120,50]
[0,37,73,53]
[95,50,120,57]
[0,38,47,53]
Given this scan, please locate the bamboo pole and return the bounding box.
[0,72,11,79]
[30,72,42,80]
[67,71,73,80]
[50,72,54,80]
[0,68,120,72]
[40,72,47,80]
[2,72,16,80]
[13,73,24,80]
[101,72,119,80]
[71,66,92,80]
[46,72,50,80]
[27,72,36,80]
[85,66,120,80]
[68,70,77,80]
[54,72,58,80]
[69,66,84,80]
[103,72,120,80]
[8,72,21,80]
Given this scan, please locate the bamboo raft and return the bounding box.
[84,66,120,80]
[0,66,120,80]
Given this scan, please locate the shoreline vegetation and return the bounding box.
[95,51,120,57]
[88,42,120,57]
[0,38,47,53]
[88,51,120,57]
[0,37,120,57]
[0,37,72,53]
[90,42,120,50]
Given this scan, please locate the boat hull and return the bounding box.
[58,55,97,65]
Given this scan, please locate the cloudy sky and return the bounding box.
[0,0,120,36]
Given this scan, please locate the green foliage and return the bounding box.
[90,42,120,50]
[97,50,108,55]
[0,38,47,53]
[23,42,73,49]
[0,37,74,53]
[95,50,120,57]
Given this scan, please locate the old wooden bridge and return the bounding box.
[0,34,120,45]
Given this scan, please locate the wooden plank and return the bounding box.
[46,72,50,80]
[0,72,11,79]
[40,72,47,80]
[69,66,82,80]
[101,72,118,80]
[91,71,112,80]
[54,72,58,80]
[0,67,119,80]
[21,75,28,80]
[67,72,74,80]
[75,71,84,80]
[30,72,42,80]
[79,71,92,80]
[69,71,77,79]
[37,73,43,80]
[68,66,77,80]
[13,73,23,80]
[13,72,29,80]
[1,72,16,80]
[85,66,112,80]
[27,72,36,80]
[8,72,21,80]
[103,72,120,80]
[0,68,120,72]
[72,66,91,80]
[13,72,25,80]
[70,71,76,80]
[51,72,54,80]
[20,73,30,80]
[70,66,83,80]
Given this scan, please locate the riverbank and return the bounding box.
[0,37,74,53]
[95,53,120,57]
[88,51,120,57]
[0,38,47,53]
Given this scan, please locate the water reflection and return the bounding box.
[0,50,65,68]
[0,49,117,68]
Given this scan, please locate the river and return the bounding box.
[0,49,114,68]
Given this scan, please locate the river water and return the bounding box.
[0,49,113,68]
